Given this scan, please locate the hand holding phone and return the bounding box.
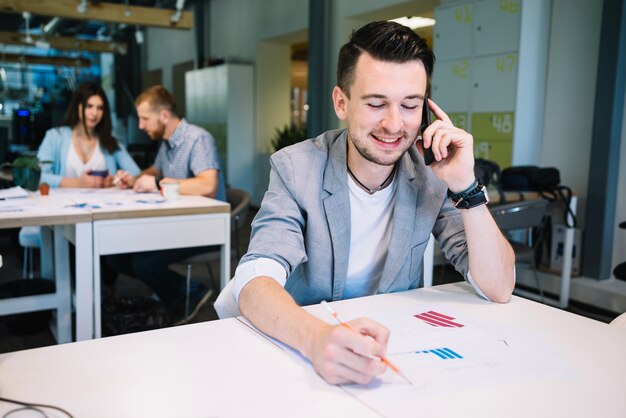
[420,96,436,166]
[88,169,109,178]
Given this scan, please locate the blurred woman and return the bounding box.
[38,82,140,187]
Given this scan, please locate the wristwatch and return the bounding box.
[447,181,489,209]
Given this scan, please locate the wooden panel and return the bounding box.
[0,30,127,54]
[0,0,193,30]
[0,53,90,67]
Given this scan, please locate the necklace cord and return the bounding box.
[347,165,396,194]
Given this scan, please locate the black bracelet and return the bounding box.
[447,180,488,209]
[447,179,478,201]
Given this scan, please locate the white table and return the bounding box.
[303,282,625,417]
[1,283,624,417]
[0,318,377,418]
[1,189,231,342]
[0,194,92,344]
[88,191,231,338]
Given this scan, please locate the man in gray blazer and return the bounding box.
[216,21,515,385]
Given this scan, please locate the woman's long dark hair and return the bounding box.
[62,82,119,153]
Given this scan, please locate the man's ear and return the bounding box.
[332,86,348,121]
[159,108,170,124]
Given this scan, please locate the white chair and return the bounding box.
[490,199,549,302]
[18,226,41,278]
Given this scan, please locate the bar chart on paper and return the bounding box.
[413,310,465,327]
[341,304,575,418]
[416,347,464,360]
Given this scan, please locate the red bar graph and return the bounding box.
[414,310,464,327]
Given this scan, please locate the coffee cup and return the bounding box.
[160,182,180,200]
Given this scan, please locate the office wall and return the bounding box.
[210,0,309,63]
[541,0,603,210]
[146,27,196,91]
[142,0,614,207]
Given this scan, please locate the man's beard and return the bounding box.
[348,130,414,167]
[148,121,166,140]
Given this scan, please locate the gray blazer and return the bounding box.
[236,129,470,307]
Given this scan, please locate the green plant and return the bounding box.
[3,157,51,191]
[3,156,52,170]
[271,124,307,152]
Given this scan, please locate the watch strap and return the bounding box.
[447,180,489,209]
[155,175,163,190]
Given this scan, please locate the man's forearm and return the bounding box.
[238,277,330,359]
[461,204,515,302]
[141,166,159,177]
[176,177,217,197]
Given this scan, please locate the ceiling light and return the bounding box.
[77,0,88,14]
[135,28,144,45]
[390,16,436,30]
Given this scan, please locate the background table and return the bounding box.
[1,189,231,342]
[0,194,91,344]
[87,191,230,338]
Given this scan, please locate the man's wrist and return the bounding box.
[447,177,477,194]
[447,180,489,209]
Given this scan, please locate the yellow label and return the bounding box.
[495,54,517,74]
[451,60,470,79]
[472,112,515,140]
[449,113,469,131]
[454,4,472,24]
[499,0,520,14]
[473,139,512,168]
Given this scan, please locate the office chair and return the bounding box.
[490,199,549,302]
[178,188,251,292]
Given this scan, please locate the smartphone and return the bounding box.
[88,170,109,178]
[420,96,436,166]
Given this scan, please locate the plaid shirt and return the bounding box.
[154,119,226,202]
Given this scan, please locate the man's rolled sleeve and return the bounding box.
[233,258,288,304]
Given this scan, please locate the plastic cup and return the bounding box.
[161,182,180,200]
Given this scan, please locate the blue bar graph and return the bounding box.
[417,347,463,360]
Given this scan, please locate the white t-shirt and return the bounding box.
[232,173,397,303]
[65,140,107,178]
[343,173,396,298]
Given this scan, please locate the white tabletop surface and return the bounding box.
[0,318,378,418]
[1,283,624,417]
[304,283,626,418]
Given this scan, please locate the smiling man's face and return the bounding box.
[334,52,428,167]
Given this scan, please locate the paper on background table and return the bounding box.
[0,198,36,213]
[52,188,165,207]
[0,186,28,200]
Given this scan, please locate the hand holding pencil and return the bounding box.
[112,170,133,189]
[321,301,412,385]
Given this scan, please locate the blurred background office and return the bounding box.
[0,0,624,342]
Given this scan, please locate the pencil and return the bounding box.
[320,300,412,384]
[112,171,128,186]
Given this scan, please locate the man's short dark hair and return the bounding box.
[337,20,435,97]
